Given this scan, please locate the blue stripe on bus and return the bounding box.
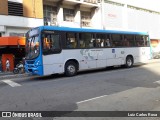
[38,26,148,35]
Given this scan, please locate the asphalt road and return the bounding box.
[0,60,160,120]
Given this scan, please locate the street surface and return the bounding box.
[0,60,160,120]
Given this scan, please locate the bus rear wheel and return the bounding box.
[65,61,77,77]
[125,56,133,68]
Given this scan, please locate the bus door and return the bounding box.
[42,31,63,75]
[43,54,63,75]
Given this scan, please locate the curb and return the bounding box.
[148,59,160,64]
[0,73,30,79]
[0,59,159,79]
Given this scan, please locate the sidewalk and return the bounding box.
[0,59,159,79]
[147,58,160,64]
[0,71,30,79]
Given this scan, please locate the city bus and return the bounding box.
[25,26,151,76]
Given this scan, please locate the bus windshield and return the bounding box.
[26,35,40,59]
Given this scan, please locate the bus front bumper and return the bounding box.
[25,65,43,76]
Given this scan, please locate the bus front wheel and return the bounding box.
[65,61,77,77]
[125,56,133,68]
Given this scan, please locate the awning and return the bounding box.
[0,36,25,46]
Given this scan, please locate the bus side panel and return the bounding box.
[42,54,63,75]
[97,49,107,68]
[62,49,97,70]
[124,47,151,64]
[139,47,151,62]
[106,48,124,66]
[123,48,138,64]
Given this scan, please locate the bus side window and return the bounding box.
[122,38,130,47]
[42,32,61,55]
[66,33,77,49]
[96,34,107,48]
[143,36,149,47]
[43,38,47,49]
[79,33,93,48]
[135,35,144,47]
[111,34,122,47]
[43,37,50,50]
[80,40,85,48]
[105,38,111,47]
[89,39,94,48]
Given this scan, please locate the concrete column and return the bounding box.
[57,6,63,26]
[74,4,81,28]
[122,4,128,29]
[0,0,8,15]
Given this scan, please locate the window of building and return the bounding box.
[66,33,77,49]
[63,8,75,22]
[79,33,95,48]
[43,5,57,25]
[84,0,98,4]
[8,1,23,16]
[81,11,91,27]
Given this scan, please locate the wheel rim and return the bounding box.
[67,65,76,74]
[127,59,132,66]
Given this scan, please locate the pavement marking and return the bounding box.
[154,80,160,84]
[76,95,108,104]
[2,79,21,87]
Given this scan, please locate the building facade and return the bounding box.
[0,0,160,40]
[0,0,43,37]
[0,0,160,68]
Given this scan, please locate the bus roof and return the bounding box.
[38,26,148,35]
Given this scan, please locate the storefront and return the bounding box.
[150,39,160,59]
[0,36,25,71]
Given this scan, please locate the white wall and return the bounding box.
[110,0,160,12]
[0,15,43,28]
[4,27,29,36]
[0,15,43,36]
[103,3,124,29]
[103,1,160,39]
[127,7,160,39]
[91,7,102,29]
[8,0,22,3]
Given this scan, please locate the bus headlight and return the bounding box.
[35,61,40,67]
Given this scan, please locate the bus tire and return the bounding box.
[125,56,133,68]
[65,61,77,77]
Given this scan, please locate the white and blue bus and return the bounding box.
[25,26,151,76]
